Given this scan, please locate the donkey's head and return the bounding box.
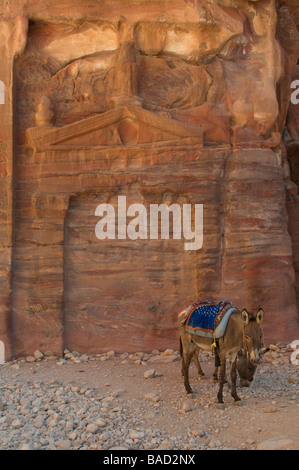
[240,308,264,366]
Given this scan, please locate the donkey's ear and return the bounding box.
[256,308,264,324]
[241,309,249,325]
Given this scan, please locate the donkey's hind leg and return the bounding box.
[182,352,193,394]
[180,339,197,394]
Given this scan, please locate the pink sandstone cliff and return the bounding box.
[0,0,298,357]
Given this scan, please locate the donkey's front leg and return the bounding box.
[193,350,205,377]
[217,357,226,403]
[230,358,241,402]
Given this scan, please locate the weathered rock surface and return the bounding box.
[0,0,298,357]
[285,64,299,319]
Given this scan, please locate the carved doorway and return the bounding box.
[63,186,199,353]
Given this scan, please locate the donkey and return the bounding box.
[178,307,264,403]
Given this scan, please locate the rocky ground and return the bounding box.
[0,343,298,451]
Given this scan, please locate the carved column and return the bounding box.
[0,17,27,359]
[109,20,142,108]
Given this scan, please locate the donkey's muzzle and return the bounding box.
[250,356,260,366]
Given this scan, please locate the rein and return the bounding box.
[243,363,259,398]
[241,331,258,398]
[242,346,269,398]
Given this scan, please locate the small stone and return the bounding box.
[65,420,74,430]
[100,356,109,361]
[144,392,161,403]
[119,352,129,360]
[191,428,205,437]
[48,418,58,428]
[33,350,44,360]
[71,351,80,357]
[86,423,99,433]
[106,350,115,357]
[164,349,174,356]
[263,407,277,413]
[135,351,144,358]
[94,418,106,427]
[99,432,109,441]
[157,440,173,450]
[34,416,45,428]
[55,439,72,450]
[44,350,55,357]
[129,429,144,440]
[245,439,255,445]
[144,369,156,379]
[25,356,36,363]
[151,349,160,356]
[11,418,22,429]
[269,344,280,351]
[256,438,293,450]
[71,357,81,363]
[148,354,178,364]
[111,407,122,412]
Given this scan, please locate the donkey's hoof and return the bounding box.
[217,394,224,404]
[186,388,193,395]
[233,396,241,402]
[233,399,242,406]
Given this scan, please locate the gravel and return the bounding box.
[0,344,298,450]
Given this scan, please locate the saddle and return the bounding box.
[180,299,238,339]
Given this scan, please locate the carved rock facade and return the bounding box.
[0,0,299,357]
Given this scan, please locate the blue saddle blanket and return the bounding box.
[180,300,237,339]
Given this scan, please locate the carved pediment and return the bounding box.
[26,105,203,151]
